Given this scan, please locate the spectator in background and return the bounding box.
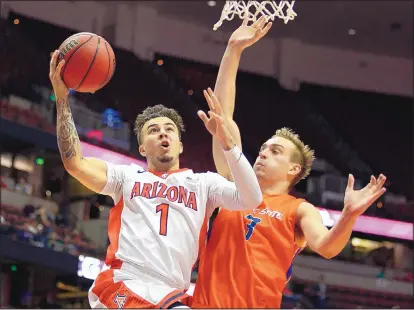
[312,274,328,308]
[37,207,52,228]
[376,266,390,288]
[45,172,62,202]
[15,177,32,195]
[64,235,78,255]
[47,231,58,250]
[35,205,65,230]
[23,204,35,218]
[46,205,65,226]
[23,216,40,235]
[1,173,15,189]
[35,206,54,245]
[47,231,65,252]
[0,211,6,225]
[1,176,7,188]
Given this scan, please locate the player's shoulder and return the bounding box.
[175,169,204,182]
[194,171,215,177]
[297,201,317,215]
[193,171,226,182]
[131,163,147,173]
[116,163,146,176]
[263,195,310,215]
[264,193,306,202]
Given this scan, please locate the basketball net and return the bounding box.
[213,1,297,31]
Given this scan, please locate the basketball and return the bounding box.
[58,32,116,93]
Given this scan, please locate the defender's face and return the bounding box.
[139,117,183,166]
[253,137,301,183]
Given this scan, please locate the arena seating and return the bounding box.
[292,277,414,309]
[327,284,413,308]
[0,203,102,258]
[0,99,55,134]
[300,83,413,206]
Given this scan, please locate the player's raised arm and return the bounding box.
[212,16,272,180]
[297,174,387,259]
[50,50,108,193]
[198,90,262,210]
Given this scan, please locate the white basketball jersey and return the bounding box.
[100,162,226,290]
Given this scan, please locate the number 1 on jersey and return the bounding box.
[156,203,169,236]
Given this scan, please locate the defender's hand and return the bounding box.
[49,50,69,100]
[228,15,272,52]
[343,174,387,218]
[198,88,235,150]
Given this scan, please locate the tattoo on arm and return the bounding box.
[56,98,82,162]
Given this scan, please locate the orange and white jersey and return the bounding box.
[92,160,261,296]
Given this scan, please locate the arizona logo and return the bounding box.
[113,293,127,309]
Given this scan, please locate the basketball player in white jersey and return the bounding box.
[49,50,262,308]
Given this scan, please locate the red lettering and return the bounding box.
[157,183,168,198]
[141,183,152,198]
[167,186,178,202]
[130,182,197,212]
[178,186,188,205]
[130,182,140,200]
[151,181,159,198]
[186,192,198,211]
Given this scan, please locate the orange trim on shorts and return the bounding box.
[92,269,155,308]
[91,269,115,298]
[105,198,124,266]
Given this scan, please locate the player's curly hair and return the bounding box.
[273,127,315,186]
[134,105,185,145]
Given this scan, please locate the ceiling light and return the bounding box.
[348,29,356,36]
[207,1,216,7]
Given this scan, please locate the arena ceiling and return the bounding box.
[141,1,413,59]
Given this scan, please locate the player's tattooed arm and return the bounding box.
[55,97,109,193]
[56,97,83,166]
[50,50,108,193]
[50,49,82,168]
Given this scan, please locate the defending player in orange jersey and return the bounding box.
[49,50,263,308]
[191,16,387,308]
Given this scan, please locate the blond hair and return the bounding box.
[273,127,315,186]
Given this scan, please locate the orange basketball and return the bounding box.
[58,32,116,93]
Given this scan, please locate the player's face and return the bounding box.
[253,137,301,185]
[139,117,183,169]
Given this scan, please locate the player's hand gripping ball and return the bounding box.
[58,32,116,93]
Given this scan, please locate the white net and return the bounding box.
[213,1,297,30]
